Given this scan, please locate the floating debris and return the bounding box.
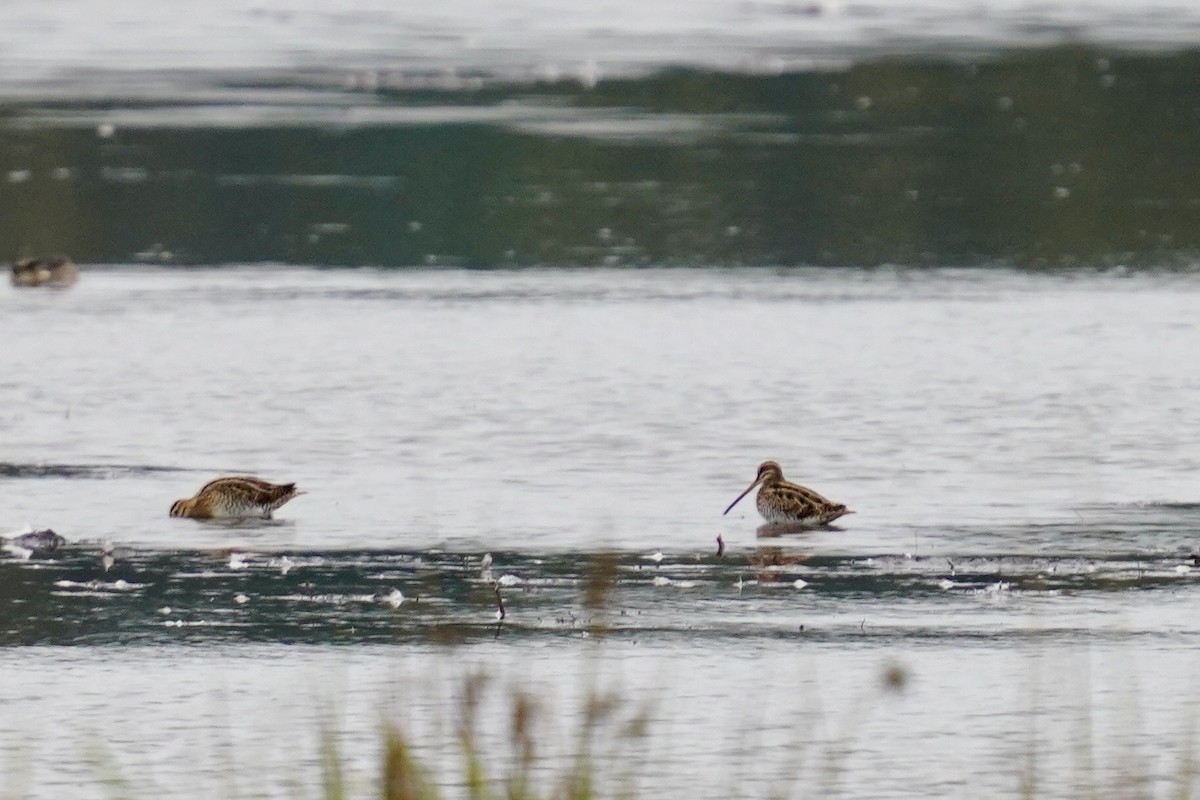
[651,576,697,588]
[2,528,67,558]
[53,579,144,592]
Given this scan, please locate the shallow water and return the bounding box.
[9,8,1200,268]
[4,267,1200,798]
[5,0,1200,95]
[6,0,1200,795]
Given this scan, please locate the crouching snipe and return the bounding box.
[11,256,77,287]
[170,476,303,520]
[723,461,851,527]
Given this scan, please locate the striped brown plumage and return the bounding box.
[169,476,302,519]
[723,461,851,527]
[11,256,77,287]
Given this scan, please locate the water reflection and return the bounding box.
[756,521,847,537]
[4,48,1200,267]
[748,544,814,583]
[1,532,1198,646]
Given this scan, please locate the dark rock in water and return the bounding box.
[4,528,68,555]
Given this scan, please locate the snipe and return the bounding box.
[11,256,77,287]
[170,476,302,519]
[723,461,851,527]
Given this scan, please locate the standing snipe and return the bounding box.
[723,461,851,526]
[170,476,302,519]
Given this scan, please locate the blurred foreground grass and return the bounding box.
[3,556,1199,799]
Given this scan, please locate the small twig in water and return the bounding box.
[494,584,506,621]
[716,535,725,558]
[860,618,866,632]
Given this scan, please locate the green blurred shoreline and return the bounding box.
[4,46,1200,269]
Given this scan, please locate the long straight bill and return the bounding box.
[723,479,761,515]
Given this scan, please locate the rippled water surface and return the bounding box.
[4,267,1200,798]
[7,4,1200,797]
[7,0,1200,96]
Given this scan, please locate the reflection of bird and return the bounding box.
[11,256,77,287]
[749,546,813,582]
[723,461,851,526]
[170,476,302,519]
